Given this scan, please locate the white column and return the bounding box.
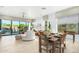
[49,14,58,33]
[28,22,31,30]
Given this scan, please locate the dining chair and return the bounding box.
[55,33,66,53]
[49,33,66,53]
[37,31,52,53]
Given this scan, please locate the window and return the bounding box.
[1,20,11,35]
[0,19,29,35]
[0,19,1,30]
[12,21,19,35]
[19,21,28,34]
[58,24,78,33]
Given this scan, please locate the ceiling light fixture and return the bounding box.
[41,7,46,10]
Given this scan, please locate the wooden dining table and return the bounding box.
[37,31,64,53]
[65,31,76,43]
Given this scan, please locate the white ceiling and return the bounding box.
[56,6,79,18]
[0,6,71,19]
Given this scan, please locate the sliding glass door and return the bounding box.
[1,20,11,35]
[0,19,29,35]
[19,21,28,34]
[58,24,77,33]
[12,21,19,35]
[58,24,66,33]
[58,14,79,33]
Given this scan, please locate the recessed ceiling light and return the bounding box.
[41,7,46,10]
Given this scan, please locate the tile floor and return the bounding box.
[0,35,79,53]
[0,35,38,53]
